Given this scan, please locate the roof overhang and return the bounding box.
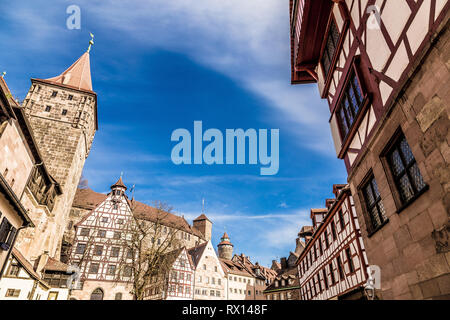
[290,0,333,84]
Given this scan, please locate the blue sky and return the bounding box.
[0,0,347,266]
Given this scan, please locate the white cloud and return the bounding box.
[81,0,334,154]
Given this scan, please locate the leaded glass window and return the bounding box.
[387,135,426,203]
[362,175,387,230]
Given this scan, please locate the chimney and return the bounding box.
[280,257,288,270]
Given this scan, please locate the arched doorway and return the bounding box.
[90,288,104,300]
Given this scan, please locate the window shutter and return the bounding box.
[0,218,11,244]
[6,226,17,246]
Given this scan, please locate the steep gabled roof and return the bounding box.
[187,242,208,268]
[39,52,93,92]
[219,258,253,277]
[72,187,205,239]
[193,214,210,222]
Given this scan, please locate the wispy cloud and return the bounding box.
[80,0,334,155]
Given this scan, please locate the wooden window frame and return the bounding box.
[345,247,355,274]
[89,263,99,274]
[338,209,345,231]
[80,228,90,237]
[6,289,21,297]
[337,256,345,281]
[75,243,87,254]
[319,8,350,98]
[334,57,372,159]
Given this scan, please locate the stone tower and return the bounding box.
[193,214,212,241]
[217,232,233,260]
[21,48,98,260]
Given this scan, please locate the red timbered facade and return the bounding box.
[297,185,369,300]
[291,0,450,299]
[69,178,134,300]
[68,177,208,300]
[143,247,194,300]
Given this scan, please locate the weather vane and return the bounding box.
[1,71,6,78]
[120,171,123,179]
[87,33,94,53]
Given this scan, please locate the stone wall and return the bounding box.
[349,24,450,300]
[17,81,97,260]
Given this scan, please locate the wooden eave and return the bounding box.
[290,0,333,84]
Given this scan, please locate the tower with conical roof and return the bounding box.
[217,232,234,260]
[21,38,98,259]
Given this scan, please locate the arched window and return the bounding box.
[90,288,104,300]
[115,292,122,300]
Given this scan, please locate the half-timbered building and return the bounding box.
[297,185,369,300]
[143,247,194,300]
[68,177,209,300]
[290,0,450,299]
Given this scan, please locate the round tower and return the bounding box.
[217,232,234,260]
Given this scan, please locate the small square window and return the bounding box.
[51,91,57,97]
[107,265,116,275]
[101,217,108,223]
[89,263,99,274]
[45,105,51,112]
[111,247,120,257]
[94,245,103,256]
[80,228,90,236]
[68,95,73,100]
[98,230,106,238]
[62,109,68,115]
[75,243,86,254]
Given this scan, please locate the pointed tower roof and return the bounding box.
[218,232,233,247]
[111,176,127,190]
[193,214,210,222]
[43,51,93,92]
